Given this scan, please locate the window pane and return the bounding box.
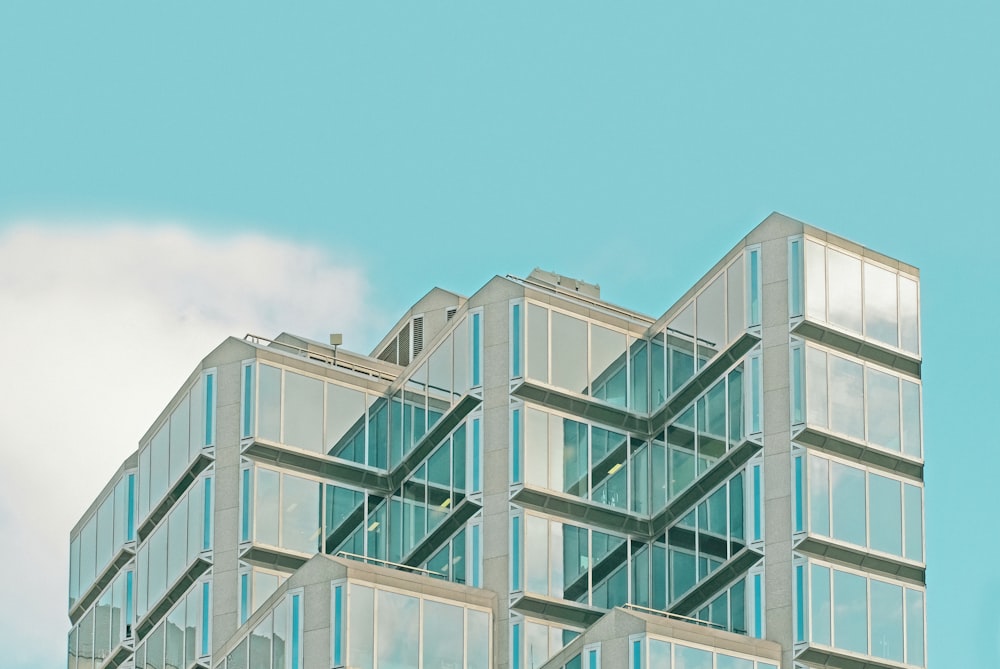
[255,469,280,547]
[906,589,925,666]
[526,515,549,595]
[717,655,753,669]
[904,484,924,562]
[259,364,282,443]
[524,408,548,489]
[899,276,919,354]
[649,640,671,668]
[590,324,627,407]
[827,248,862,333]
[668,303,695,393]
[869,474,902,556]
[870,580,904,662]
[525,621,549,669]
[675,644,712,669]
[696,275,727,366]
[810,564,831,646]
[377,591,418,669]
[727,258,745,342]
[808,456,830,537]
[326,384,367,456]
[864,263,899,346]
[831,463,866,546]
[867,369,900,451]
[348,585,374,669]
[527,304,549,383]
[423,600,464,669]
[467,609,490,669]
[805,240,826,321]
[284,371,323,452]
[551,312,587,394]
[169,395,191,487]
[805,348,828,428]
[833,570,867,654]
[902,381,922,459]
[829,356,863,441]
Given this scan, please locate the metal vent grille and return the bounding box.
[398,322,411,366]
[377,337,398,364]
[412,316,424,358]
[446,307,457,322]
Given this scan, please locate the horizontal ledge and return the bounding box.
[792,320,921,378]
[135,557,211,640]
[796,644,914,669]
[511,381,648,434]
[795,427,923,480]
[511,593,607,629]
[138,453,214,543]
[239,545,310,573]
[795,537,925,585]
[669,548,763,618]
[70,544,135,624]
[511,486,650,537]
[243,440,392,493]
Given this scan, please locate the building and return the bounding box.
[66,213,926,669]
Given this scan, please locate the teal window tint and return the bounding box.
[512,409,522,483]
[795,565,805,642]
[901,380,922,459]
[203,477,213,550]
[204,372,215,446]
[512,515,522,590]
[472,524,482,587]
[240,573,249,624]
[241,469,251,542]
[588,648,598,669]
[242,364,254,438]
[790,239,803,317]
[752,465,762,542]
[749,356,761,434]
[566,654,582,669]
[870,580,904,662]
[127,473,135,542]
[512,622,521,669]
[200,582,210,656]
[125,570,134,633]
[794,456,804,532]
[869,474,902,556]
[472,312,482,386]
[472,417,482,492]
[904,484,923,561]
[791,346,804,424]
[833,570,868,654]
[811,564,831,646]
[332,585,343,666]
[753,574,763,638]
[512,304,522,377]
[905,588,925,666]
[748,249,761,326]
[631,639,642,669]
[291,593,301,669]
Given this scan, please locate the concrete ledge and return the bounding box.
[511,485,649,536]
[136,557,211,639]
[670,548,763,617]
[239,545,310,573]
[511,592,607,628]
[792,320,920,378]
[795,427,923,480]
[796,536,925,585]
[243,440,392,493]
[797,645,911,669]
[511,381,647,434]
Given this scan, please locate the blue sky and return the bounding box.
[1,2,997,667]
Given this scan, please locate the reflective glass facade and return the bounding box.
[68,214,924,669]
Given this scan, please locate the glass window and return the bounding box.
[864,263,899,346]
[904,484,924,562]
[828,356,863,440]
[150,424,169,510]
[524,408,548,489]
[630,340,649,413]
[833,570,867,654]
[804,240,826,321]
[526,515,549,595]
[869,474,902,556]
[249,614,272,669]
[242,364,254,439]
[377,591,418,669]
[527,304,549,383]
[901,381,922,459]
[808,455,830,537]
[468,609,490,669]
[827,248,862,333]
[748,248,761,327]
[867,368,900,451]
[428,335,454,399]
[899,276,919,354]
[259,364,282,443]
[204,371,215,447]
[789,239,803,318]
[422,600,464,669]
[590,324,627,407]
[326,384,366,456]
[166,496,188,586]
[831,462,866,546]
[189,376,204,459]
[525,621,550,669]
[169,395,191,486]
[455,316,471,394]
[717,655,753,669]
[728,257,745,341]
[284,371,323,452]
[870,580,904,662]
[805,347,828,428]
[791,346,804,425]
[255,469,280,547]
[96,495,114,574]
[810,564,831,646]
[905,588,925,666]
[696,275,727,367]
[551,311,587,394]
[512,304,523,378]
[675,645,712,669]
[649,639,671,668]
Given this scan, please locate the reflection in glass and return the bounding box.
[904,484,923,561]
[808,456,830,537]
[348,585,373,669]
[527,304,549,383]
[870,580,904,662]
[831,463,866,546]
[906,588,925,666]
[423,600,464,669]
[810,564,831,645]
[255,469,280,547]
[867,368,900,451]
[869,474,902,556]
[902,381,922,459]
[696,276,726,369]
[899,276,919,354]
[727,257,745,342]
[675,644,712,669]
[805,240,827,321]
[590,324,626,407]
[833,570,867,654]
[864,263,899,346]
[377,591,418,669]
[551,312,587,394]
[259,364,281,443]
[284,371,323,452]
[829,356,863,440]
[827,249,862,333]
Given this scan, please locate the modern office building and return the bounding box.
[66,213,926,669]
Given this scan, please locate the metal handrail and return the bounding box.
[621,603,728,631]
[244,334,397,382]
[335,551,441,577]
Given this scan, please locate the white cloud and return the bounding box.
[0,221,376,669]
